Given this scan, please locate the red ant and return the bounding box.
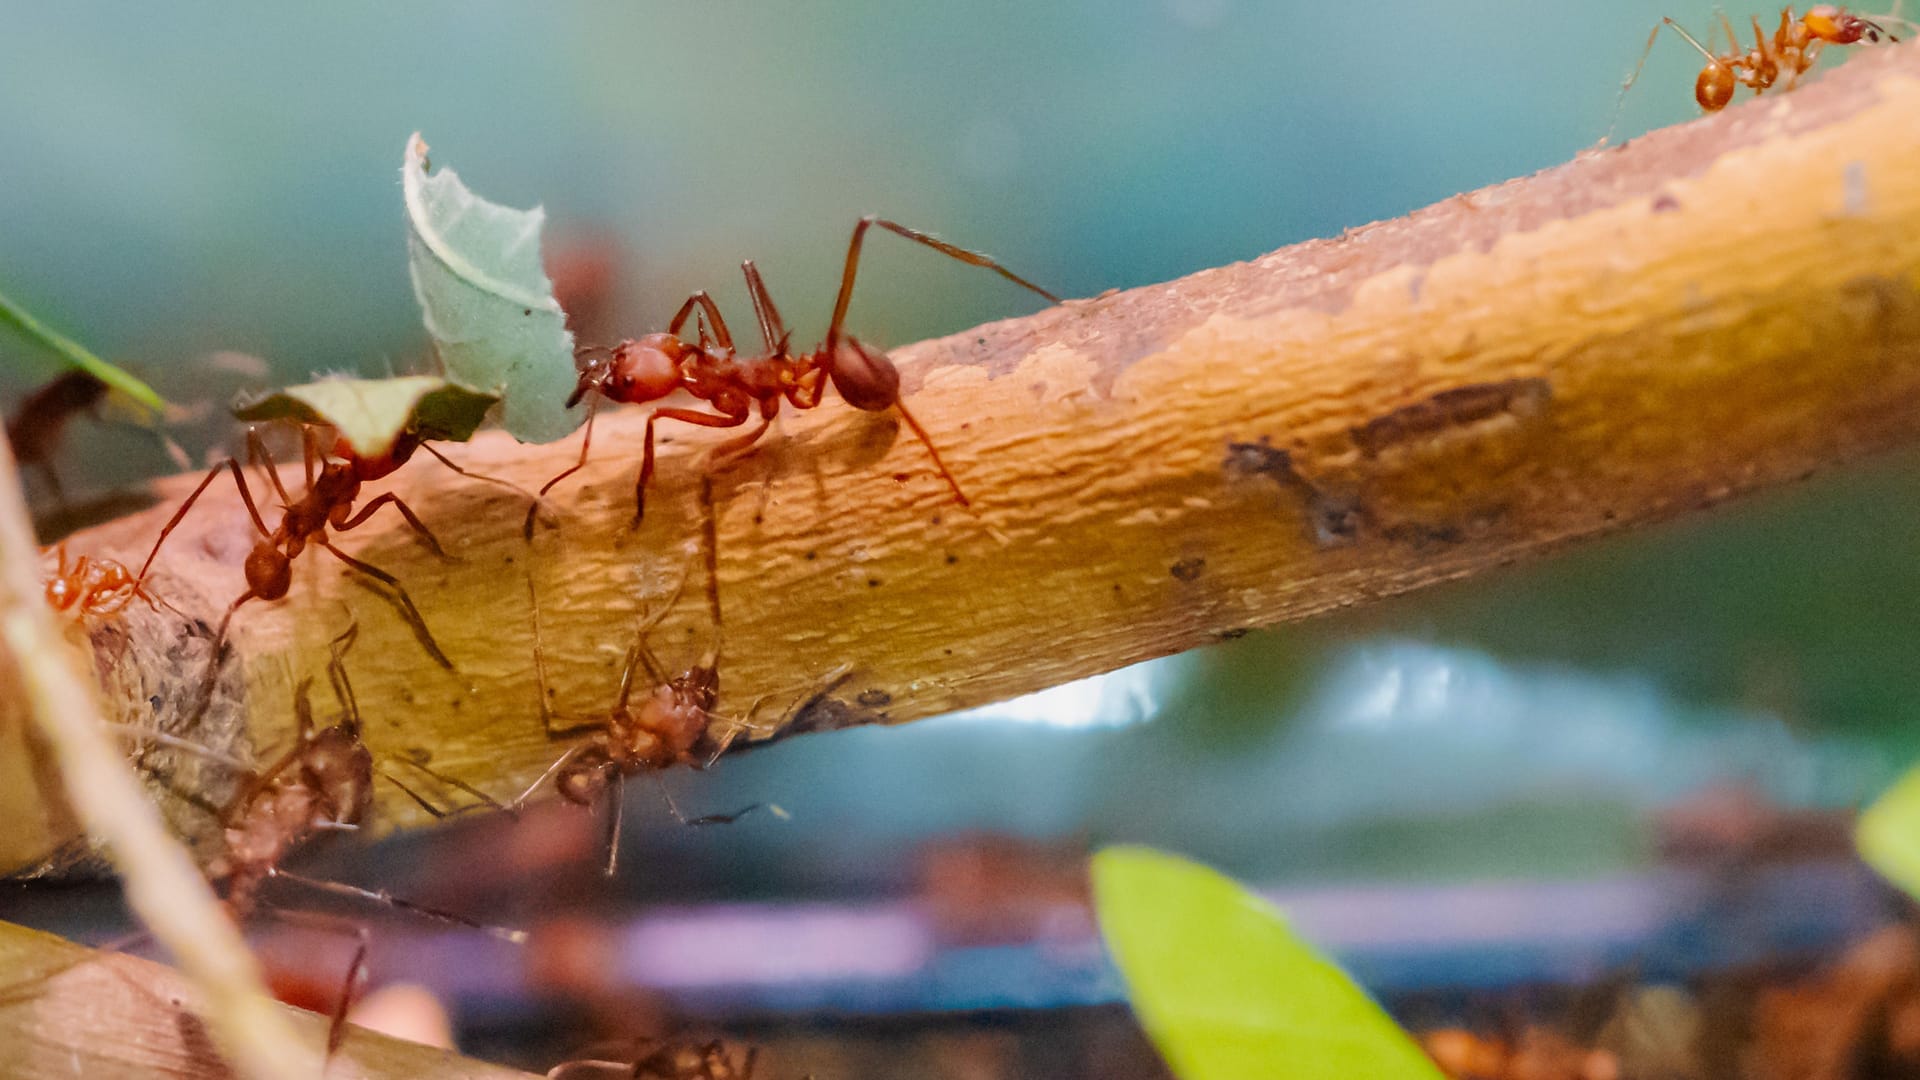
[1628,5,1904,113]
[137,422,486,712]
[43,541,172,620]
[513,483,848,874]
[548,1038,766,1080]
[528,217,1058,536]
[120,616,523,1053]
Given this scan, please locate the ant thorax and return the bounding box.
[608,672,718,771]
[214,727,372,907]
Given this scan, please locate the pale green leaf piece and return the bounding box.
[232,375,499,460]
[0,282,167,416]
[1859,765,1920,901]
[402,133,578,443]
[1091,846,1444,1080]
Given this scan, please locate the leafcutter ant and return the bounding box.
[527,216,1058,536]
[1623,5,1905,115]
[137,422,481,717]
[514,481,849,874]
[119,616,523,1053]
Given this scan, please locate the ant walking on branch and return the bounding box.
[139,423,470,713]
[43,541,175,620]
[1624,5,1905,114]
[515,482,848,874]
[528,217,1059,536]
[130,616,523,1053]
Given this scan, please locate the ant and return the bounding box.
[528,216,1059,536]
[548,1038,767,1080]
[43,540,173,620]
[1627,5,1904,114]
[123,616,523,1053]
[8,370,107,507]
[515,482,847,874]
[137,422,480,715]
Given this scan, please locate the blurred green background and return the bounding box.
[3,0,1915,942]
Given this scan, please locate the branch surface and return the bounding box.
[10,42,1920,868]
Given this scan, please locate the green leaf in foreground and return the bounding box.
[1858,764,1920,900]
[402,133,578,444]
[0,283,166,415]
[1091,846,1443,1080]
[233,375,499,459]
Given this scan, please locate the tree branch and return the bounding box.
[9,42,1920,871]
[0,919,540,1079]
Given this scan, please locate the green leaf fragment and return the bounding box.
[1091,846,1444,1080]
[401,133,579,444]
[0,283,167,416]
[232,375,499,459]
[1859,764,1920,901]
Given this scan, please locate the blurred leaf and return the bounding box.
[1091,846,1442,1080]
[402,133,577,443]
[233,375,498,459]
[0,283,166,416]
[1858,764,1920,900]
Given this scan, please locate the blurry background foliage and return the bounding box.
[0,1,1912,890]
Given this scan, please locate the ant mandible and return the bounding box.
[1631,5,1902,113]
[138,423,466,715]
[527,217,1059,536]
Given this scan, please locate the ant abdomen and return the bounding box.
[246,544,293,601]
[829,337,903,413]
[1696,62,1738,110]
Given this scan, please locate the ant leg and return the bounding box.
[183,589,256,729]
[245,428,292,509]
[653,777,766,827]
[526,572,613,739]
[632,406,752,529]
[384,758,507,815]
[524,388,601,540]
[510,744,591,808]
[136,459,271,582]
[245,904,370,1057]
[328,617,361,734]
[418,441,553,520]
[1610,18,1723,141]
[823,216,1059,352]
[894,398,970,506]
[664,290,735,350]
[103,724,254,772]
[740,261,791,354]
[318,541,454,670]
[603,778,625,877]
[334,492,450,561]
[268,867,527,944]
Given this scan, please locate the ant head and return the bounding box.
[1694,62,1737,111]
[598,334,689,406]
[300,728,373,826]
[556,747,614,805]
[827,336,902,413]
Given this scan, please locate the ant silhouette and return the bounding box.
[510,481,849,875]
[136,422,494,717]
[1624,5,1905,115]
[548,1038,771,1080]
[527,217,1059,537]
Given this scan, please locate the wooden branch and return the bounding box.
[0,920,539,1079]
[8,42,1920,871]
